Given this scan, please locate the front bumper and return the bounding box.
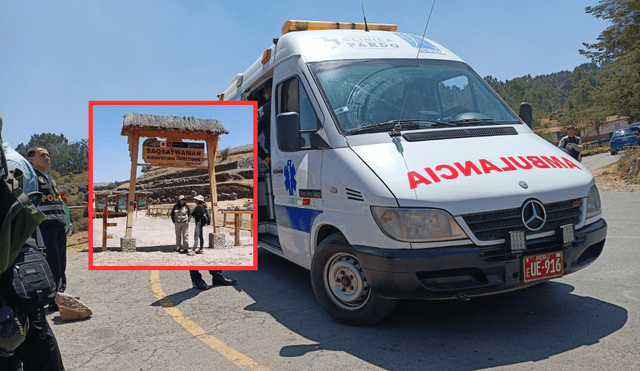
[352,218,607,300]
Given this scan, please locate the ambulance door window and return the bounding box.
[276,76,321,150]
[278,77,298,114]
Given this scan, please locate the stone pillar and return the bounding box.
[209,232,227,249]
[121,237,136,252]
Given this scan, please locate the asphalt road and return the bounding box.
[582,152,621,171]
[51,191,639,371]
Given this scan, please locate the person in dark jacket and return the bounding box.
[191,195,208,254]
[190,270,237,290]
[257,80,272,168]
[188,194,237,289]
[558,125,583,161]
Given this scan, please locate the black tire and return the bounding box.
[611,149,617,155]
[310,233,397,326]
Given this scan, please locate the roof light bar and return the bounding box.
[281,20,397,35]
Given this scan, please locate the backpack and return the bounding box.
[202,209,211,226]
[1,143,46,275]
[10,231,57,313]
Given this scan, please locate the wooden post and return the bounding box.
[125,135,139,238]
[234,206,240,246]
[206,136,220,233]
[102,200,108,252]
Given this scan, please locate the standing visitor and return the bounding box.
[170,195,191,255]
[191,195,209,254]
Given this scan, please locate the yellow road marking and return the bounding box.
[150,271,271,371]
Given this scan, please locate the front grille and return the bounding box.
[462,199,582,241]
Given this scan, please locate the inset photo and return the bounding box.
[90,101,256,270]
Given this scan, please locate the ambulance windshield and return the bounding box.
[309,59,521,134]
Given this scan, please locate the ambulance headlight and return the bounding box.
[371,207,468,242]
[586,185,602,220]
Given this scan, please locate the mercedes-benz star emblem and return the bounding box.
[521,200,546,231]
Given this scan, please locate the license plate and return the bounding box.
[523,252,564,282]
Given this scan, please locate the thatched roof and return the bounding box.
[121,113,228,137]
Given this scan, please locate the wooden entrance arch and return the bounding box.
[120,113,228,241]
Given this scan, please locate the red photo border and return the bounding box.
[88,100,258,271]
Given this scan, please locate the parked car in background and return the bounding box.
[610,128,640,155]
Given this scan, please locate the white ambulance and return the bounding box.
[220,20,607,325]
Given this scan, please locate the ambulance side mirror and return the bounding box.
[276,112,302,152]
[519,102,533,128]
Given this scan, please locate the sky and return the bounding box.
[0,0,608,182]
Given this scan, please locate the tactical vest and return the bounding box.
[564,136,580,160]
[34,169,66,226]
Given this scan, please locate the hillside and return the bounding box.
[116,144,253,203]
[484,63,601,126]
[51,170,89,233]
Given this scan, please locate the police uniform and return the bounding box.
[0,143,64,370]
[558,135,582,161]
[34,169,67,293]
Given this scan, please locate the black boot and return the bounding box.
[192,279,209,290]
[212,272,237,286]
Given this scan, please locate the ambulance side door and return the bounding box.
[270,70,324,268]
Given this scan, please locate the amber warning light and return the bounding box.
[282,20,397,35]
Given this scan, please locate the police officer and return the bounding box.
[190,270,237,290]
[558,125,583,161]
[27,146,67,299]
[1,114,65,370]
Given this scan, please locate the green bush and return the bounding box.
[69,209,88,232]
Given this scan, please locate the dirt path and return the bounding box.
[582,152,640,192]
[91,215,254,267]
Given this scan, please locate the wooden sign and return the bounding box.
[142,139,205,166]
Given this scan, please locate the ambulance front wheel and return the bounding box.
[311,233,397,326]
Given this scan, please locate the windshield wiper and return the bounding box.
[346,119,456,136]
